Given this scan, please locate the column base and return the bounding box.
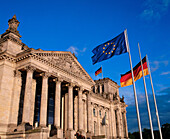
[57,128,63,138]
[86,131,92,138]
[65,129,75,139]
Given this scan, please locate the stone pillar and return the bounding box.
[9,70,22,126]
[61,96,64,130]
[91,103,94,135]
[64,93,68,131]
[119,110,123,138]
[97,106,100,135]
[66,83,74,139]
[54,78,62,128]
[22,66,35,123]
[30,79,36,125]
[111,107,116,138]
[114,109,118,138]
[54,78,63,138]
[40,72,49,127]
[95,85,98,93]
[108,109,112,137]
[74,95,78,131]
[123,112,128,138]
[116,109,121,138]
[78,87,84,132]
[87,93,92,134]
[84,100,87,133]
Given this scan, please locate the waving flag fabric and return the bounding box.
[120,56,149,87]
[91,30,128,65]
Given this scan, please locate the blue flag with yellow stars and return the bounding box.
[92,30,128,65]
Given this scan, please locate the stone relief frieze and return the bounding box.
[36,53,86,80]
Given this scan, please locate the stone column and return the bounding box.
[64,93,68,131]
[30,79,36,126]
[111,107,116,138]
[116,109,121,138]
[119,110,123,138]
[123,112,128,138]
[40,72,49,127]
[91,103,94,135]
[108,109,112,137]
[54,78,63,138]
[66,83,74,139]
[78,87,84,132]
[87,93,92,134]
[74,95,78,131]
[97,106,100,135]
[22,66,35,123]
[54,78,62,128]
[84,100,87,133]
[9,70,22,126]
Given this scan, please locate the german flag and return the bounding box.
[95,67,102,76]
[120,56,149,87]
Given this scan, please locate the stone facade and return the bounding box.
[0,15,128,139]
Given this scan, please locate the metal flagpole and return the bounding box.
[101,65,103,79]
[146,54,163,139]
[138,43,154,139]
[124,29,143,139]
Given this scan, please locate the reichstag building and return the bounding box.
[0,15,128,139]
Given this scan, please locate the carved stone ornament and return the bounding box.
[14,70,21,77]
[8,15,20,33]
[37,53,84,79]
[25,66,36,72]
[41,72,51,78]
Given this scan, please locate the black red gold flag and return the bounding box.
[95,67,102,76]
[120,56,149,87]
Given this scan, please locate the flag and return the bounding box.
[95,67,102,76]
[91,30,128,65]
[120,56,149,87]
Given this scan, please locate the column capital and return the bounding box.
[25,65,36,72]
[14,70,21,77]
[68,82,76,87]
[53,77,63,83]
[41,72,51,78]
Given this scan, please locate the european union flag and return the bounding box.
[92,30,128,65]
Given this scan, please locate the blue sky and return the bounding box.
[0,0,170,133]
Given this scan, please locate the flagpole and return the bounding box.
[124,30,143,139]
[146,54,163,139]
[101,65,103,79]
[138,43,154,139]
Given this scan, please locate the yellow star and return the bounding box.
[103,51,105,53]
[108,43,109,45]
[103,47,105,49]
[105,53,107,54]
[108,52,110,54]
[113,48,115,50]
[105,44,107,46]
[113,45,115,47]
[111,51,113,53]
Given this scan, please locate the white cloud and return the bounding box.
[140,0,170,20]
[160,71,170,75]
[67,46,78,55]
[67,46,87,56]
[150,60,169,72]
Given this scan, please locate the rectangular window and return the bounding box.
[93,108,96,116]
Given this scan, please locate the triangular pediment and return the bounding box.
[33,51,95,85]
